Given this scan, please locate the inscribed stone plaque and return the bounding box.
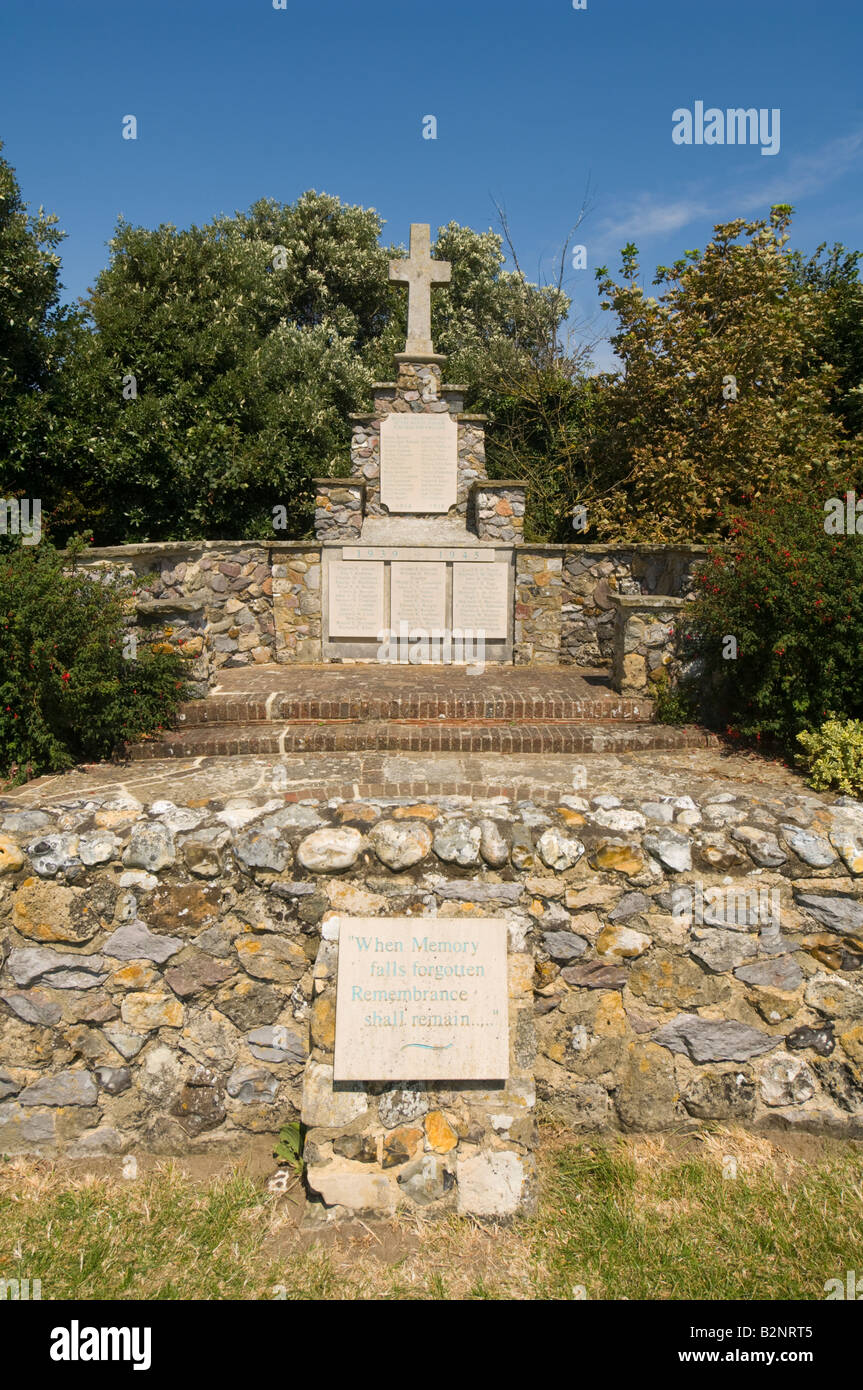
[333,917,509,1081]
[452,562,510,640]
[380,412,458,514]
[390,561,447,633]
[327,560,384,638]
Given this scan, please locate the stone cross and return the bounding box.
[389,223,451,358]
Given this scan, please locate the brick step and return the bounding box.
[177,693,653,725]
[127,720,715,760]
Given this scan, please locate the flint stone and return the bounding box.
[306,1163,395,1213]
[561,960,628,989]
[433,879,521,903]
[683,1069,756,1120]
[608,892,651,922]
[8,947,108,989]
[479,819,510,867]
[732,826,786,867]
[246,1024,305,1064]
[18,1068,97,1107]
[123,823,175,872]
[226,1065,279,1104]
[804,972,863,1019]
[433,819,482,866]
[591,807,646,832]
[596,925,651,960]
[643,831,691,873]
[1,989,62,1025]
[456,1150,527,1217]
[103,920,183,963]
[785,1023,834,1056]
[397,1154,452,1205]
[78,832,122,866]
[795,893,863,935]
[102,1027,146,1060]
[94,1066,131,1095]
[297,828,363,872]
[759,1052,816,1107]
[301,1060,367,1127]
[689,929,758,973]
[537,828,585,872]
[780,827,836,868]
[25,834,80,877]
[369,820,433,870]
[233,828,292,874]
[378,1086,429,1128]
[653,1014,778,1062]
[542,931,587,963]
[734,955,803,990]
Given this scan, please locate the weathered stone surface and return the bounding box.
[590,840,644,876]
[479,819,510,867]
[78,831,122,866]
[215,978,282,1030]
[1,988,61,1025]
[591,807,646,832]
[103,920,183,963]
[561,960,628,989]
[690,929,758,974]
[233,828,292,874]
[795,894,863,935]
[596,925,651,960]
[735,955,803,991]
[456,1150,527,1216]
[397,1154,453,1204]
[615,1042,680,1130]
[378,1085,429,1128]
[120,992,184,1031]
[301,1060,367,1128]
[683,1069,756,1120]
[25,834,80,877]
[628,952,725,1009]
[0,1101,56,1148]
[785,1023,835,1056]
[537,828,585,872]
[424,1109,458,1153]
[94,1066,131,1095]
[432,819,482,866]
[731,826,786,868]
[542,931,587,963]
[123,823,175,872]
[608,892,651,922]
[227,1065,279,1103]
[234,932,306,983]
[780,827,836,868]
[804,972,863,1019]
[0,834,26,874]
[171,1069,227,1135]
[653,1014,778,1062]
[759,1053,816,1107]
[369,820,433,870]
[246,1024,305,1065]
[812,1058,863,1111]
[829,828,863,875]
[382,1124,423,1167]
[306,1163,395,1213]
[297,828,364,872]
[18,1069,97,1107]
[163,952,234,998]
[8,947,108,989]
[643,831,692,873]
[11,878,104,944]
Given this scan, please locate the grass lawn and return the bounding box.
[1,1123,861,1300]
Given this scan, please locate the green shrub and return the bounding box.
[680,475,863,749]
[0,537,188,782]
[797,718,863,796]
[651,674,698,726]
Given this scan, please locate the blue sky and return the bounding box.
[2,0,861,370]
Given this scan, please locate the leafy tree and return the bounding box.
[789,241,863,438]
[0,141,75,491]
[589,207,855,541]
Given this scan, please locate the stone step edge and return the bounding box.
[126,722,717,759]
[177,698,655,725]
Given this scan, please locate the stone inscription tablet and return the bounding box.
[379,412,458,514]
[452,562,510,640]
[333,917,509,1081]
[327,560,384,638]
[390,561,447,633]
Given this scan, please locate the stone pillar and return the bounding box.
[272,549,322,663]
[313,480,365,542]
[471,481,526,543]
[610,595,687,695]
[514,549,564,665]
